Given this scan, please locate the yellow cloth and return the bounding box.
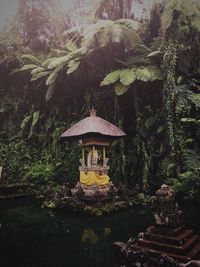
[80,171,110,185]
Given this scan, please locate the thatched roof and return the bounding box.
[61,112,126,139]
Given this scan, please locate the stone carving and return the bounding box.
[150,184,183,226]
[87,149,99,168]
[158,254,179,267]
[79,158,86,168]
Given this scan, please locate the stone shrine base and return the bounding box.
[114,224,200,266]
[42,181,140,216]
[43,195,137,216]
[70,181,117,200]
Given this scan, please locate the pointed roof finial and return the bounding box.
[89,107,96,117]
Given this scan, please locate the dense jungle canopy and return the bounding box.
[0,0,200,202]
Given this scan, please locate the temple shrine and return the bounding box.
[61,108,126,199]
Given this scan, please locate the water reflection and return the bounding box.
[81,227,112,244]
[81,228,112,267]
[0,199,152,267]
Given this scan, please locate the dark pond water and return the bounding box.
[0,198,200,267]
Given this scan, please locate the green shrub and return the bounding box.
[168,171,200,203]
[23,161,56,183]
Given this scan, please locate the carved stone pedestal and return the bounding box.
[71,181,117,201]
[114,185,200,266]
[131,224,200,264]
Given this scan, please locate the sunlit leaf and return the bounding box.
[146,50,161,58]
[32,111,40,127]
[46,66,63,86]
[20,115,32,129]
[21,54,41,65]
[67,61,80,74]
[120,68,136,85]
[20,64,38,71]
[31,67,45,75]
[31,71,51,82]
[114,82,129,95]
[100,70,121,86]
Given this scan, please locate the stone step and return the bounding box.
[131,241,200,263]
[187,242,200,259]
[148,225,185,237]
[144,229,193,246]
[137,234,199,255]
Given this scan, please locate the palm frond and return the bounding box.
[82,19,142,52]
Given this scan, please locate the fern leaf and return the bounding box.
[182,149,200,170]
[114,82,129,96]
[136,66,162,82]
[100,70,121,86]
[115,19,139,31]
[120,68,136,86]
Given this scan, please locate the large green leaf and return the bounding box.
[47,55,70,69]
[31,71,51,82]
[20,64,38,71]
[120,68,137,85]
[100,70,121,86]
[20,115,32,129]
[65,41,78,52]
[46,66,63,86]
[45,84,55,102]
[146,50,161,58]
[114,82,129,96]
[21,54,41,65]
[31,67,45,75]
[32,111,40,127]
[66,61,80,74]
[28,111,40,139]
[42,58,57,68]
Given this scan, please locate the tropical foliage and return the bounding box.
[1,0,200,202]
